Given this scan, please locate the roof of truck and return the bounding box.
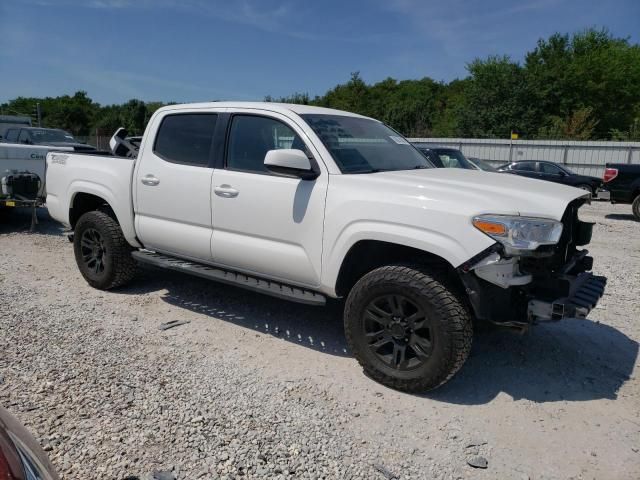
[156,102,372,119]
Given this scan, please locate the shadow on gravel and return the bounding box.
[0,208,65,236]
[605,213,638,222]
[425,319,638,404]
[117,265,351,357]
[115,268,638,402]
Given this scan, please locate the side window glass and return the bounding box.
[227,115,305,173]
[154,114,218,166]
[5,129,19,142]
[513,162,535,172]
[540,163,560,174]
[18,130,31,143]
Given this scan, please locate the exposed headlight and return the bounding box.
[472,215,563,254]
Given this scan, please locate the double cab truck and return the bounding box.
[46,102,606,392]
[603,163,640,220]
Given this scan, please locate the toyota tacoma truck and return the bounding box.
[45,102,606,392]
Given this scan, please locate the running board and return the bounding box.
[131,250,326,306]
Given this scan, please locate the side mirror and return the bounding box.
[264,149,319,180]
[558,170,567,177]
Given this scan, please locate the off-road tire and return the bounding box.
[344,264,472,392]
[73,210,136,289]
[632,194,640,221]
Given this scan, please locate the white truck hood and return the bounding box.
[371,168,587,221]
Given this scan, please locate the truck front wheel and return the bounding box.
[344,264,472,392]
[632,194,640,221]
[73,210,136,290]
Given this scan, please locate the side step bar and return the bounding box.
[131,250,326,306]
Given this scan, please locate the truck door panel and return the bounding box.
[211,112,327,287]
[134,112,219,260]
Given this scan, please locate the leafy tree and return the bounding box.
[458,56,536,138]
[525,28,640,138]
[537,107,599,140]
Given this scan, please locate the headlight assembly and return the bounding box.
[472,215,563,254]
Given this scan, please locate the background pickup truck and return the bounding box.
[603,163,640,220]
[46,102,606,392]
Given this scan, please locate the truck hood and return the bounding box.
[371,168,587,220]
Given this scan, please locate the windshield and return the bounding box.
[30,129,76,143]
[470,158,496,171]
[432,149,474,169]
[301,114,432,173]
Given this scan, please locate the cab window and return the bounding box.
[154,114,218,166]
[226,115,306,174]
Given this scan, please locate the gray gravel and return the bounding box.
[1,201,639,479]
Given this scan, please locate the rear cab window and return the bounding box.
[154,113,218,166]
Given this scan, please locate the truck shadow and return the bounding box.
[426,319,638,404]
[121,266,638,404]
[126,266,351,357]
[0,207,65,236]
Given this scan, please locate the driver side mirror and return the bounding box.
[264,149,319,180]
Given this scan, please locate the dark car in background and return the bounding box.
[603,163,640,220]
[1,406,59,479]
[497,160,603,196]
[417,147,476,170]
[2,127,96,152]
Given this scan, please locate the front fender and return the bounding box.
[320,220,494,296]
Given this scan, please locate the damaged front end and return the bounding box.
[459,197,607,328]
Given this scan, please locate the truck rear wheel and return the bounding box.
[73,210,136,290]
[633,194,640,221]
[344,264,472,392]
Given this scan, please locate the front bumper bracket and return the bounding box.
[527,272,607,321]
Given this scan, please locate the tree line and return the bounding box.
[2,28,639,141]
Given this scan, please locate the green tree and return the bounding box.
[458,56,536,137]
[525,28,640,138]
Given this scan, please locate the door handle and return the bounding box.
[214,184,239,198]
[141,174,160,186]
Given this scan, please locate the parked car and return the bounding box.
[497,160,603,195]
[416,146,476,170]
[3,127,96,152]
[0,406,59,479]
[467,157,497,172]
[46,102,605,392]
[603,163,640,220]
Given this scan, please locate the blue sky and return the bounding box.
[1,0,638,105]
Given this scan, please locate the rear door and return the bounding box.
[537,162,566,185]
[134,109,223,261]
[210,110,328,287]
[510,161,538,179]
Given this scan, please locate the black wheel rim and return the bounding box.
[80,228,107,275]
[363,294,433,371]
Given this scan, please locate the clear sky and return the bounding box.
[1,0,638,105]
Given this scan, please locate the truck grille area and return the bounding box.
[521,197,593,277]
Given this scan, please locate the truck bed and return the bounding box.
[46,151,138,244]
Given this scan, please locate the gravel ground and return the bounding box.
[1,201,639,480]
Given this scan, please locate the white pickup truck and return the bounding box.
[46,102,606,392]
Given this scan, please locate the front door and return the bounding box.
[135,111,220,261]
[211,112,327,287]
